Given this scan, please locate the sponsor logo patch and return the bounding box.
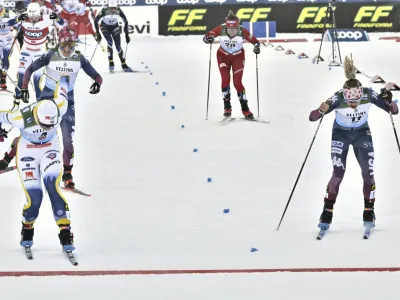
[21,157,35,162]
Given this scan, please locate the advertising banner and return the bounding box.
[80,6,157,37]
[323,28,370,42]
[159,3,400,35]
[158,6,220,35]
[74,0,400,7]
[119,6,158,37]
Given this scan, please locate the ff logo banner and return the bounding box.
[353,6,393,28]
[236,8,271,22]
[159,6,215,36]
[167,9,207,31]
[296,6,337,29]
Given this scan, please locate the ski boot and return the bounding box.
[0,71,7,89]
[109,60,115,73]
[363,198,375,228]
[222,87,232,117]
[58,227,75,252]
[318,199,334,230]
[122,62,133,72]
[20,225,34,247]
[0,152,12,171]
[238,91,254,119]
[62,165,75,189]
[224,108,232,117]
[242,110,254,119]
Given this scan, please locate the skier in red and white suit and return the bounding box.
[12,2,64,101]
[75,0,96,38]
[203,11,260,119]
[58,0,78,33]
[32,0,56,15]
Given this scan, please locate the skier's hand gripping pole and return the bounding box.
[380,88,400,154]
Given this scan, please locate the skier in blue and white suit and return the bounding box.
[94,0,132,72]
[309,55,398,233]
[0,27,102,190]
[0,75,76,253]
[21,26,102,188]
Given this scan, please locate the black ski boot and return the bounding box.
[62,165,75,188]
[318,199,335,230]
[238,91,254,119]
[363,198,375,227]
[222,87,232,117]
[20,225,34,247]
[58,228,75,251]
[109,60,115,72]
[121,62,133,72]
[119,52,132,72]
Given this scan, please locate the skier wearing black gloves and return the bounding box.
[309,55,398,238]
[0,27,102,189]
[94,0,132,72]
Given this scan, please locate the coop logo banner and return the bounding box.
[353,6,394,28]
[325,29,370,42]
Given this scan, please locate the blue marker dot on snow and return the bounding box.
[156,82,159,85]
[171,105,175,110]
[141,62,144,64]
[162,91,166,96]
[223,209,230,214]
[145,66,149,69]
[193,148,198,152]
[207,177,212,182]
[150,72,153,75]
[181,124,185,129]
[329,67,332,71]
[250,248,258,252]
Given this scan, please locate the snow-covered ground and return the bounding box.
[1,33,400,299]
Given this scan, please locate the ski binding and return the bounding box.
[363,222,375,239]
[24,245,33,260]
[65,250,78,266]
[220,116,235,125]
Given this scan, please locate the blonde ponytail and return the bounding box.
[344,54,357,80]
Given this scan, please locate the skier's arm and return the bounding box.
[370,88,398,114]
[44,1,53,9]
[205,25,222,38]
[94,8,105,34]
[118,8,129,35]
[0,110,25,129]
[22,51,53,89]
[203,25,222,43]
[242,27,260,45]
[80,54,103,85]
[309,93,340,121]
[6,17,20,26]
[47,13,65,26]
[8,10,16,19]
